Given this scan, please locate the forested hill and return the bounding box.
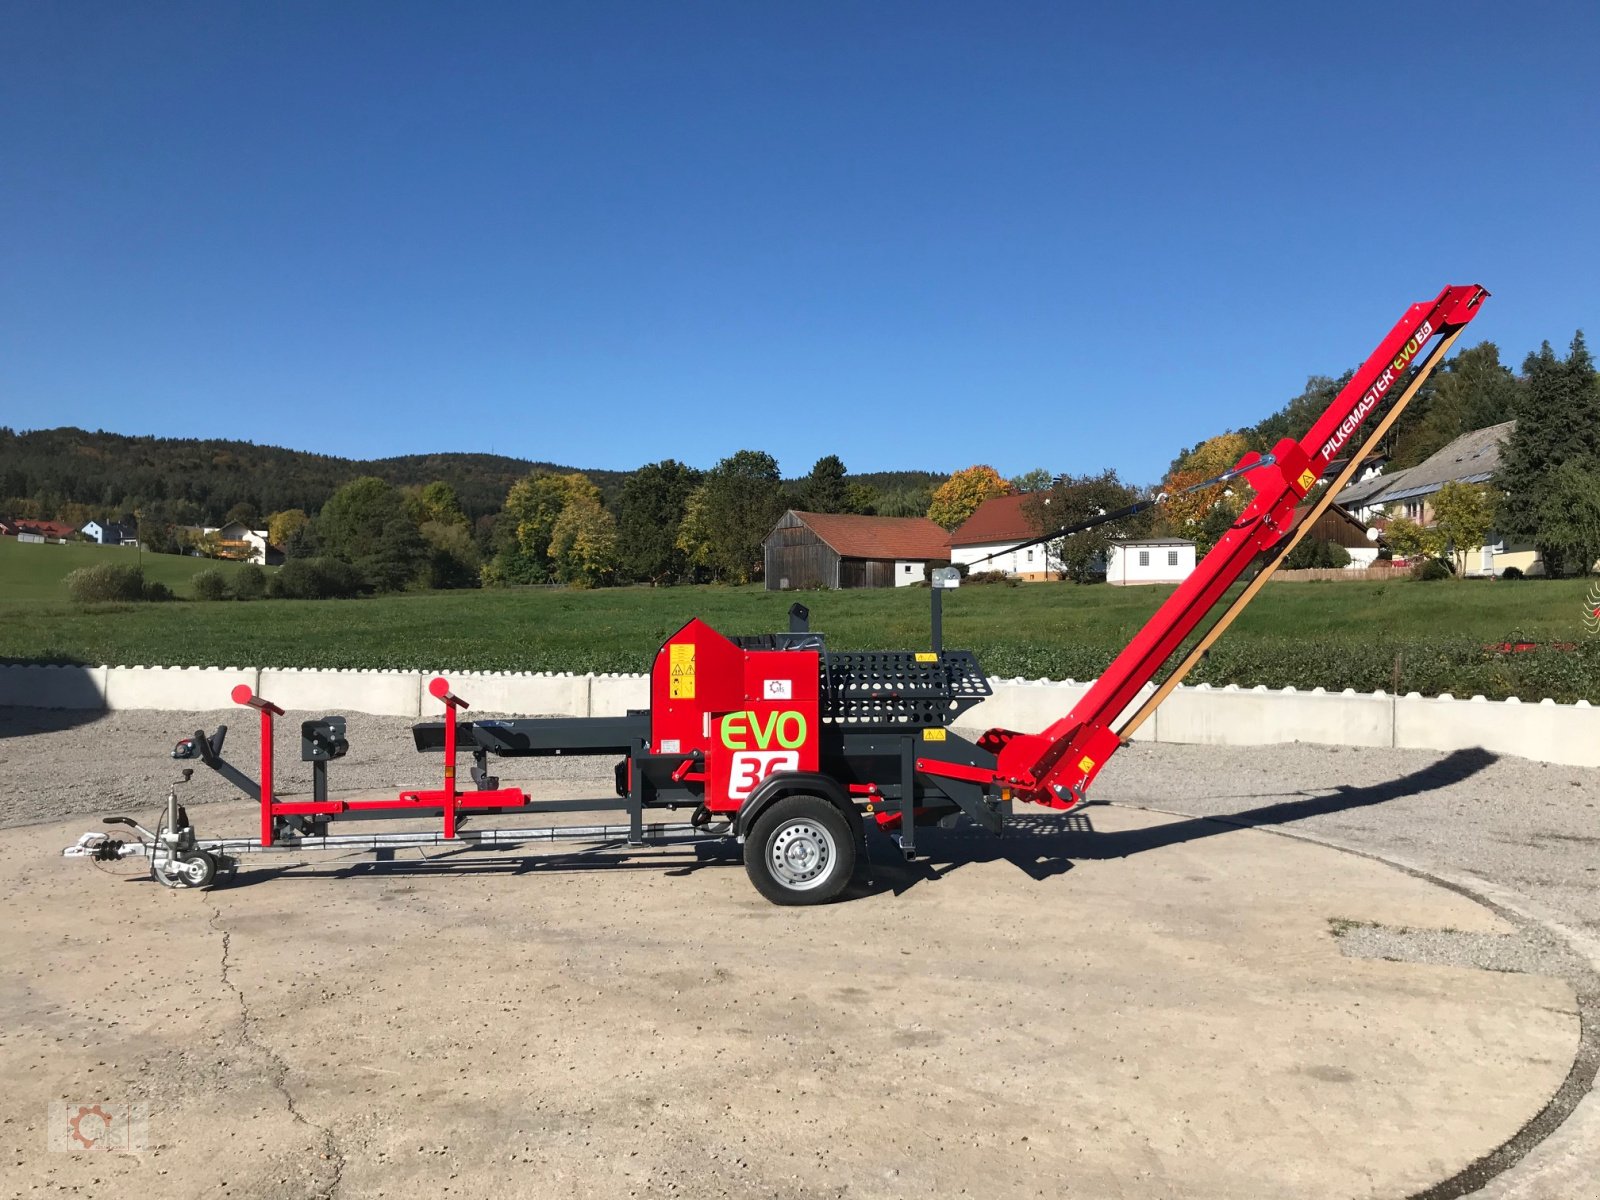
[0,427,620,522]
[0,426,946,526]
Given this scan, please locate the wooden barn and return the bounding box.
[1292,501,1379,565]
[763,510,951,590]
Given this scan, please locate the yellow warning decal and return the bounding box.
[915,652,938,663]
[1297,469,1316,492]
[922,727,947,741]
[1077,755,1095,774]
[669,643,696,699]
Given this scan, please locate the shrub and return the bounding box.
[965,570,1017,586]
[1500,566,1525,580]
[65,563,146,602]
[267,557,366,599]
[1412,559,1453,582]
[232,564,267,600]
[141,579,174,602]
[1284,539,1353,570]
[191,568,231,601]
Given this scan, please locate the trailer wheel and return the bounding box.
[168,857,216,896]
[744,795,855,906]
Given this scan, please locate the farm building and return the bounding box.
[763,510,951,590]
[948,493,1061,580]
[1291,502,1378,566]
[1105,538,1195,586]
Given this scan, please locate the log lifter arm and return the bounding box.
[983,284,1489,808]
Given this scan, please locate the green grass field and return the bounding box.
[1,554,1595,700]
[0,537,272,600]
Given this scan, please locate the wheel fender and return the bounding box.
[735,772,861,843]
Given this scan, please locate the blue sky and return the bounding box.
[3,1,1595,484]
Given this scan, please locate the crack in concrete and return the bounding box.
[207,899,347,1199]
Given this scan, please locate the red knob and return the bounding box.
[231,684,255,706]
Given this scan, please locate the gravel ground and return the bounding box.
[7,706,1600,1196]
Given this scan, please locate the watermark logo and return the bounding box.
[48,1100,148,1153]
[1585,582,1600,637]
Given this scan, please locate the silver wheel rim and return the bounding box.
[768,819,836,891]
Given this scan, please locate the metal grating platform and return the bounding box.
[821,650,992,727]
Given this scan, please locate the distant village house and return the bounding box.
[1335,421,1541,576]
[763,510,951,589]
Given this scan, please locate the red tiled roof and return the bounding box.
[786,511,951,561]
[947,493,1047,547]
[16,520,77,538]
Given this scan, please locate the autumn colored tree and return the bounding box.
[267,508,310,550]
[1156,432,1251,545]
[488,472,602,584]
[415,480,469,528]
[549,493,620,587]
[927,465,1010,530]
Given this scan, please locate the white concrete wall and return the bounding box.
[2,665,1597,768]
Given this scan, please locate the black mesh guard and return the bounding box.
[821,650,992,728]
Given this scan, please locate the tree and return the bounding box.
[1497,333,1600,575]
[1534,461,1600,576]
[419,521,482,589]
[797,455,858,514]
[1387,342,1522,468]
[316,476,426,591]
[223,501,260,529]
[1284,539,1352,570]
[415,481,469,528]
[1155,432,1251,549]
[693,450,786,583]
[1009,467,1054,493]
[1382,513,1445,562]
[927,465,1010,531]
[616,460,702,584]
[1022,469,1147,583]
[489,472,601,584]
[549,493,620,587]
[1251,374,1352,450]
[267,508,310,550]
[674,486,716,578]
[1430,482,1495,578]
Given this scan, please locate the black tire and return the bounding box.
[743,795,855,906]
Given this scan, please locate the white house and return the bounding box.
[81,520,134,545]
[1105,538,1196,586]
[213,522,277,565]
[947,494,1062,580]
[1334,421,1546,577]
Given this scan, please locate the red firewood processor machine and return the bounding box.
[66,285,1487,904]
